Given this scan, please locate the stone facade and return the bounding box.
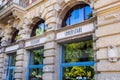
[0,0,120,80]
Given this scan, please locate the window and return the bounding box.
[6,53,16,80]
[27,47,44,80]
[60,38,95,80]
[11,29,19,43]
[31,20,46,37]
[0,37,2,46]
[62,4,92,27]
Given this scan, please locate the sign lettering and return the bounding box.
[65,28,82,36]
[31,39,40,45]
[56,23,94,39]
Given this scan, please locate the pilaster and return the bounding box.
[94,1,120,80]
[43,24,56,80]
[14,41,25,80]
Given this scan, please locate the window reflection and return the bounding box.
[11,29,19,43]
[29,68,42,80]
[6,54,16,80]
[63,40,94,63]
[61,39,94,80]
[63,66,94,80]
[28,48,44,80]
[30,49,44,65]
[62,4,92,27]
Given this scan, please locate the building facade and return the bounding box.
[0,0,120,80]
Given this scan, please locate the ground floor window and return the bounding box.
[6,53,16,80]
[27,47,44,80]
[60,39,95,80]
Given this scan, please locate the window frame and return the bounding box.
[59,38,95,80]
[11,29,19,43]
[6,53,16,80]
[31,20,46,37]
[62,4,92,27]
[26,47,44,80]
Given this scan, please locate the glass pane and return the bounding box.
[11,54,16,66]
[8,54,16,66]
[7,68,15,80]
[85,6,92,20]
[29,68,43,80]
[36,23,46,36]
[65,17,70,26]
[62,4,92,27]
[62,40,94,63]
[70,8,84,25]
[63,66,94,80]
[30,49,44,65]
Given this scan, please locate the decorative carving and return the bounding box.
[107,45,119,62]
[18,18,32,40]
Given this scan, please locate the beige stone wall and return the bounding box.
[94,0,120,80]
[0,0,120,80]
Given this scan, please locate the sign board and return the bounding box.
[5,44,19,52]
[56,23,94,40]
[25,37,46,47]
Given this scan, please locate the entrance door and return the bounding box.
[60,39,95,80]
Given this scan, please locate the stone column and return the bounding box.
[15,41,25,80]
[0,47,8,80]
[43,24,56,80]
[0,52,4,79]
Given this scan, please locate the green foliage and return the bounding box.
[36,29,41,36]
[87,12,93,19]
[63,40,94,80]
[64,66,94,80]
[32,49,44,64]
[65,40,94,62]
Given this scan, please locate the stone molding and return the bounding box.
[98,10,120,26]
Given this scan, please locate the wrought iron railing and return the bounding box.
[0,0,26,12]
[0,0,37,12]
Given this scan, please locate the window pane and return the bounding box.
[65,18,70,26]
[62,4,92,27]
[7,69,15,80]
[62,40,94,63]
[8,54,16,66]
[70,7,84,25]
[85,6,92,20]
[7,54,16,80]
[36,23,45,36]
[63,66,94,80]
[30,49,44,65]
[29,68,42,80]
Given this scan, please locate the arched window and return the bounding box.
[11,29,19,43]
[31,19,46,37]
[62,4,92,27]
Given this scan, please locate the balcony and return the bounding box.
[0,0,26,23]
[0,0,26,11]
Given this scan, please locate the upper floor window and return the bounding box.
[62,4,92,27]
[11,29,19,43]
[31,20,46,37]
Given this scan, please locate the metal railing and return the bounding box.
[0,0,26,12]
